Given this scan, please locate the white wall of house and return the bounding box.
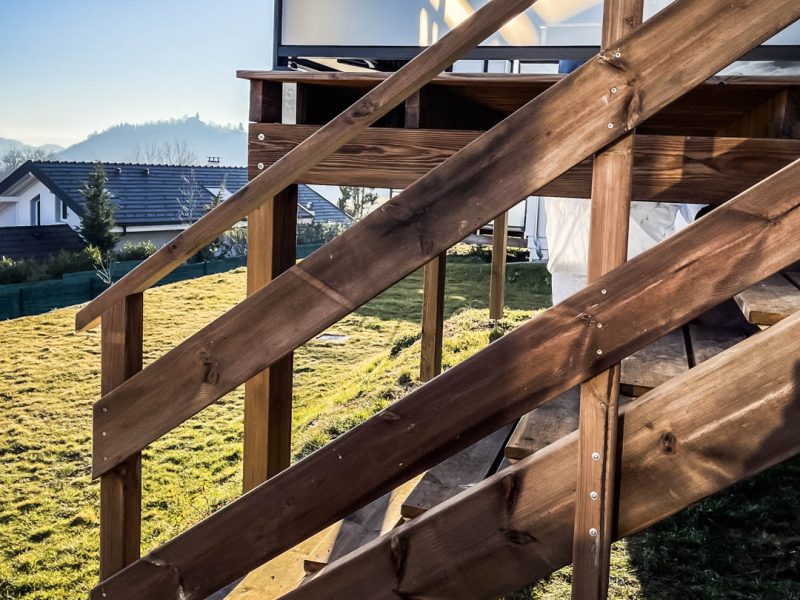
[1,176,80,228]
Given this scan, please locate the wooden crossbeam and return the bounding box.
[249,124,800,202]
[74,0,540,331]
[288,309,800,599]
[90,153,800,600]
[92,0,800,484]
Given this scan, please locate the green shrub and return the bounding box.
[114,241,156,261]
[0,246,104,285]
[0,256,38,284]
[297,222,347,245]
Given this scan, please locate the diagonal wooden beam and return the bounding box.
[287,309,800,600]
[74,0,540,332]
[572,2,642,597]
[90,155,800,600]
[92,0,800,479]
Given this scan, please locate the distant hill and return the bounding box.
[0,138,64,156]
[55,116,247,166]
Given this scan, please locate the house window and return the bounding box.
[30,195,41,226]
[60,199,69,221]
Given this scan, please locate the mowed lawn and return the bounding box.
[1,253,799,599]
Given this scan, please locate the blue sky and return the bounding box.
[0,0,272,147]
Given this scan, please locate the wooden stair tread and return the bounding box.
[400,424,513,519]
[734,273,800,327]
[620,329,689,397]
[303,475,421,575]
[687,323,749,365]
[505,388,580,461]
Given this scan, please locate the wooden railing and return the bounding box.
[85,0,800,598]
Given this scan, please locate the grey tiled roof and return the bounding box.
[0,161,353,227]
[0,225,87,260]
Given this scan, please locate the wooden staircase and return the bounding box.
[79,0,800,598]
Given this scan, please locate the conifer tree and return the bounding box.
[79,164,117,253]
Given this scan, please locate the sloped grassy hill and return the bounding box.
[1,258,798,599]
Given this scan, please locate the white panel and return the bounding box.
[281,0,798,48]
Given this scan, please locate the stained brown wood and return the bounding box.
[734,273,800,327]
[287,310,800,600]
[401,424,512,519]
[91,0,800,486]
[419,253,446,382]
[238,70,800,136]
[75,0,539,332]
[620,329,689,397]
[249,80,282,124]
[99,293,143,580]
[506,388,581,461]
[249,124,800,201]
[89,154,800,600]
[718,89,800,139]
[490,212,509,320]
[243,186,298,492]
[572,3,641,595]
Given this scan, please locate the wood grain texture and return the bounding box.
[287,310,800,600]
[92,0,800,485]
[687,323,749,366]
[734,273,800,327]
[505,388,581,461]
[420,253,446,382]
[243,186,298,492]
[620,329,689,397]
[89,154,800,600]
[75,0,539,331]
[99,294,143,580]
[400,424,512,519]
[249,124,800,201]
[490,211,509,320]
[573,3,641,594]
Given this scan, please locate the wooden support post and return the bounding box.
[99,293,143,580]
[572,1,642,598]
[489,211,509,320]
[243,80,299,492]
[243,187,298,491]
[408,90,447,382]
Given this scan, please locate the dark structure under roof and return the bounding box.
[0,225,87,261]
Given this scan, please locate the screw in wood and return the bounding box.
[608,122,614,129]
[601,289,608,295]
[257,162,265,170]
[596,349,603,355]
[611,87,618,94]
[592,452,600,461]
[590,491,598,500]
[258,133,265,141]
[589,528,598,537]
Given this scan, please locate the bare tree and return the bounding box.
[0,147,54,178]
[130,139,198,165]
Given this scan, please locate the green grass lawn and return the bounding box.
[0,252,798,599]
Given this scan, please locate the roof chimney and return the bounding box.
[207,156,221,164]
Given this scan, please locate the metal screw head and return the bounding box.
[608,122,614,129]
[592,452,600,461]
[102,407,107,412]
[614,51,621,58]
[590,491,599,500]
[611,86,618,94]
[101,431,107,437]
[257,162,265,170]
[257,133,265,141]
[597,323,603,329]
[596,349,603,356]
[589,528,598,537]
[601,288,608,295]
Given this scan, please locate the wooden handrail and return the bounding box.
[91,0,800,478]
[90,158,800,600]
[287,310,800,599]
[74,0,539,332]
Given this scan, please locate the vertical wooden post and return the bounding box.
[489,211,509,320]
[572,1,642,598]
[243,81,299,492]
[409,90,447,382]
[99,293,143,580]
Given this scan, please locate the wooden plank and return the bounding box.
[243,185,298,492]
[91,0,800,485]
[288,310,800,600]
[489,211,509,320]
[785,271,800,289]
[505,388,581,461]
[89,154,800,600]
[620,329,689,397]
[75,0,539,332]
[99,293,143,580]
[465,233,528,249]
[249,80,282,124]
[401,424,513,519]
[734,273,800,327]
[303,475,422,575]
[573,0,642,593]
[687,323,749,366]
[249,124,800,201]
[419,253,446,382]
